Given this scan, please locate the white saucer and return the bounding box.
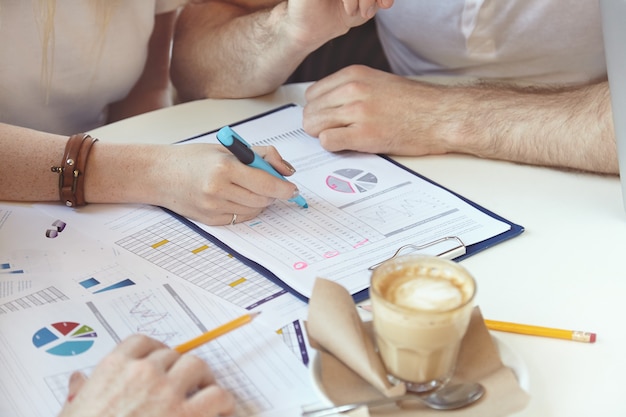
[307,348,335,406]
[492,335,530,392]
[308,334,530,406]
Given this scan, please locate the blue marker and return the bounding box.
[216,126,308,208]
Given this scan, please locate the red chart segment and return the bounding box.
[51,321,79,335]
[326,168,378,193]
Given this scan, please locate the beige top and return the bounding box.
[376,0,605,85]
[0,0,185,135]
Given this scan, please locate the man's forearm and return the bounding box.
[450,80,618,174]
[171,2,323,100]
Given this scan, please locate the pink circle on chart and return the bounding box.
[323,251,339,258]
[293,261,308,270]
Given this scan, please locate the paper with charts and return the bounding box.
[0,203,316,417]
[0,276,315,417]
[184,105,520,300]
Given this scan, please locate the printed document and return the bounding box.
[184,105,515,299]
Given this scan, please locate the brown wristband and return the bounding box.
[51,133,99,207]
[74,135,98,206]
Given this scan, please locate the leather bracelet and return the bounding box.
[74,135,98,206]
[51,133,99,207]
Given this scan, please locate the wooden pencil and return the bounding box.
[175,311,261,353]
[484,319,596,343]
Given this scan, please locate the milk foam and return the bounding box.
[391,276,463,311]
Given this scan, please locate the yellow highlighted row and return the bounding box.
[150,241,211,255]
[229,277,246,287]
[192,245,209,254]
[151,239,169,249]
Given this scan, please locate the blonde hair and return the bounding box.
[32,0,120,101]
[35,0,56,101]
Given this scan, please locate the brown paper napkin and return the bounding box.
[306,278,530,417]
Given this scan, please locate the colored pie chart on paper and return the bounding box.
[32,322,97,356]
[326,168,378,193]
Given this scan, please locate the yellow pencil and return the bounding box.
[175,311,261,353]
[484,319,596,343]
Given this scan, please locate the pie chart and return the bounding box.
[32,322,97,356]
[326,168,378,193]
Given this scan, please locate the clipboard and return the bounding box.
[169,104,524,303]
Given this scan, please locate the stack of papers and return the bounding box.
[0,104,523,417]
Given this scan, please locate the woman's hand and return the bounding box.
[149,143,300,226]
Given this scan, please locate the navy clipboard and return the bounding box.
[168,104,524,303]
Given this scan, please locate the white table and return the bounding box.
[92,83,625,417]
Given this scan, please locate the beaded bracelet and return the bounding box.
[50,133,99,207]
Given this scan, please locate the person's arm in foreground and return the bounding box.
[170,0,393,100]
[0,123,299,225]
[57,334,235,417]
[303,65,618,174]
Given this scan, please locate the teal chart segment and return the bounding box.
[32,322,97,356]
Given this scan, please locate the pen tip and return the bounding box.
[303,204,309,208]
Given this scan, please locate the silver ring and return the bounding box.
[229,213,238,226]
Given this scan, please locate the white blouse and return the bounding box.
[0,0,185,135]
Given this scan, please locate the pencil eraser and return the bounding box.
[589,333,597,343]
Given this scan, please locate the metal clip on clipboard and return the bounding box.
[368,236,467,271]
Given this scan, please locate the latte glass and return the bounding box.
[370,254,476,393]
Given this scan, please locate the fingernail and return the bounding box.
[282,159,296,174]
[69,371,83,384]
[366,5,377,18]
[291,188,301,199]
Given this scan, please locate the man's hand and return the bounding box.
[57,334,235,417]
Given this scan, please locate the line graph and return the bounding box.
[104,285,271,415]
[43,286,271,414]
